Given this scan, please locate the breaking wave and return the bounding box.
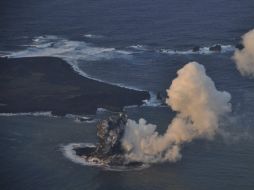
[3,35,144,91]
[159,45,235,55]
[61,143,98,166]
[65,114,97,123]
[1,35,236,94]
[83,34,104,39]
[0,111,96,123]
[8,35,132,61]
[0,111,56,117]
[129,44,149,51]
[61,143,149,171]
[127,44,235,55]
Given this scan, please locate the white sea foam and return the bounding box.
[129,44,148,51]
[159,44,235,55]
[0,111,56,117]
[65,114,90,120]
[142,92,163,107]
[61,143,150,171]
[83,34,103,39]
[96,107,120,114]
[3,35,143,91]
[8,35,132,61]
[65,114,97,123]
[96,108,109,113]
[61,143,100,166]
[220,45,236,53]
[124,91,165,108]
[0,111,98,123]
[123,105,139,109]
[0,51,11,57]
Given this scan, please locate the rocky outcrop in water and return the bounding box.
[235,43,244,50]
[95,113,126,156]
[73,113,141,167]
[209,44,222,52]
[192,46,200,52]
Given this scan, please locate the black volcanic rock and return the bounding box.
[95,113,127,156]
[0,57,150,115]
[72,113,145,168]
[192,46,200,52]
[74,113,129,165]
[235,43,244,50]
[209,44,221,52]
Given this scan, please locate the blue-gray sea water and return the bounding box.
[1,0,254,189]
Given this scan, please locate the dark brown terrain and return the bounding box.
[0,57,149,116]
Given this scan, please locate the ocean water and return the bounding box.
[1,0,254,189]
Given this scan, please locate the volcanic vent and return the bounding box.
[63,113,147,171]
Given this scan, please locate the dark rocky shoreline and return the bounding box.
[70,113,146,170]
[0,57,149,116]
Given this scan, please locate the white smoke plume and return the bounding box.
[122,62,232,163]
[233,29,254,77]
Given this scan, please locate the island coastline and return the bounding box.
[0,57,150,116]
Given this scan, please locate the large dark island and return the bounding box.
[0,57,149,116]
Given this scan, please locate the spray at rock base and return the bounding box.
[63,62,232,169]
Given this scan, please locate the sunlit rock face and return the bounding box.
[95,113,126,156]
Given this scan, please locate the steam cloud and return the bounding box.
[233,29,254,77]
[122,62,232,163]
